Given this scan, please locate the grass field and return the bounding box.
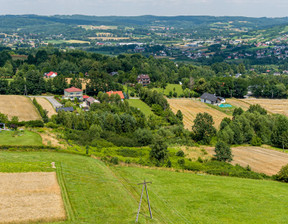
[168,98,231,130]
[0,95,41,121]
[153,84,184,96]
[2,151,288,223]
[33,97,57,117]
[127,99,154,117]
[0,130,43,146]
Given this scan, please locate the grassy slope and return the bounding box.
[153,84,184,96]
[0,131,43,146]
[127,99,154,116]
[1,151,288,223]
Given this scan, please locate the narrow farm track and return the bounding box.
[33,97,57,117]
[206,146,288,176]
[168,98,231,130]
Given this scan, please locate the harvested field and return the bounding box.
[168,98,231,130]
[0,95,41,121]
[0,172,66,223]
[33,97,57,117]
[242,98,288,116]
[226,98,250,110]
[205,146,288,175]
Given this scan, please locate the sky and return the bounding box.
[0,0,287,18]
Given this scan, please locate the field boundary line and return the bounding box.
[57,162,76,221]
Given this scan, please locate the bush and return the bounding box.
[251,135,262,146]
[45,122,59,129]
[176,150,185,157]
[214,141,232,162]
[177,158,185,167]
[110,157,119,165]
[274,164,288,182]
[25,120,44,127]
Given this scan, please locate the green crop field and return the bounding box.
[0,130,42,146]
[2,151,288,223]
[153,84,184,96]
[127,99,154,116]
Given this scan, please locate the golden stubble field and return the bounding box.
[0,172,66,223]
[33,97,57,118]
[168,98,231,130]
[242,98,288,116]
[0,95,41,121]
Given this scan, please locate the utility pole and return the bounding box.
[24,84,27,96]
[136,180,152,222]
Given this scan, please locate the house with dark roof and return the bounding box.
[200,93,225,105]
[64,87,83,101]
[137,74,150,86]
[56,107,74,112]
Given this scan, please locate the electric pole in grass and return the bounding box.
[136,180,152,222]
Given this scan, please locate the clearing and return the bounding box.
[168,98,231,130]
[33,97,57,117]
[0,172,66,223]
[2,151,288,223]
[153,84,184,96]
[242,98,288,116]
[127,99,154,117]
[0,95,41,121]
[66,78,90,90]
[0,130,42,146]
[205,146,288,176]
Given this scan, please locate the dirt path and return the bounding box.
[206,146,288,176]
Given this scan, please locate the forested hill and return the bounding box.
[1,15,288,30]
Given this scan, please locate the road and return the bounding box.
[29,96,62,109]
[206,146,288,176]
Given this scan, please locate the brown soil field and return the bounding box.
[33,97,57,117]
[168,98,231,130]
[0,172,66,223]
[242,98,288,116]
[205,146,288,176]
[66,78,90,90]
[226,98,250,110]
[0,95,41,121]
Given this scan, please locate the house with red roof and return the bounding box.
[44,71,58,78]
[106,91,125,100]
[64,87,83,101]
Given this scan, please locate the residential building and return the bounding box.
[106,91,125,100]
[64,87,83,101]
[44,71,57,78]
[137,74,150,86]
[200,93,225,105]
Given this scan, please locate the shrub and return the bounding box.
[176,150,185,157]
[251,135,262,146]
[166,160,172,168]
[214,141,232,162]
[25,120,44,127]
[110,157,119,165]
[150,137,168,162]
[177,158,185,167]
[46,122,58,129]
[275,164,288,182]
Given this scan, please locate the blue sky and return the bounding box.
[0,0,287,17]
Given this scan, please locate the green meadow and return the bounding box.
[1,151,288,223]
[127,99,154,116]
[0,130,42,146]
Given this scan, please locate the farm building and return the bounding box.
[106,91,125,100]
[64,87,83,101]
[137,74,150,86]
[200,93,225,105]
[44,71,58,78]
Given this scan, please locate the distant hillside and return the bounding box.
[1,15,288,31]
